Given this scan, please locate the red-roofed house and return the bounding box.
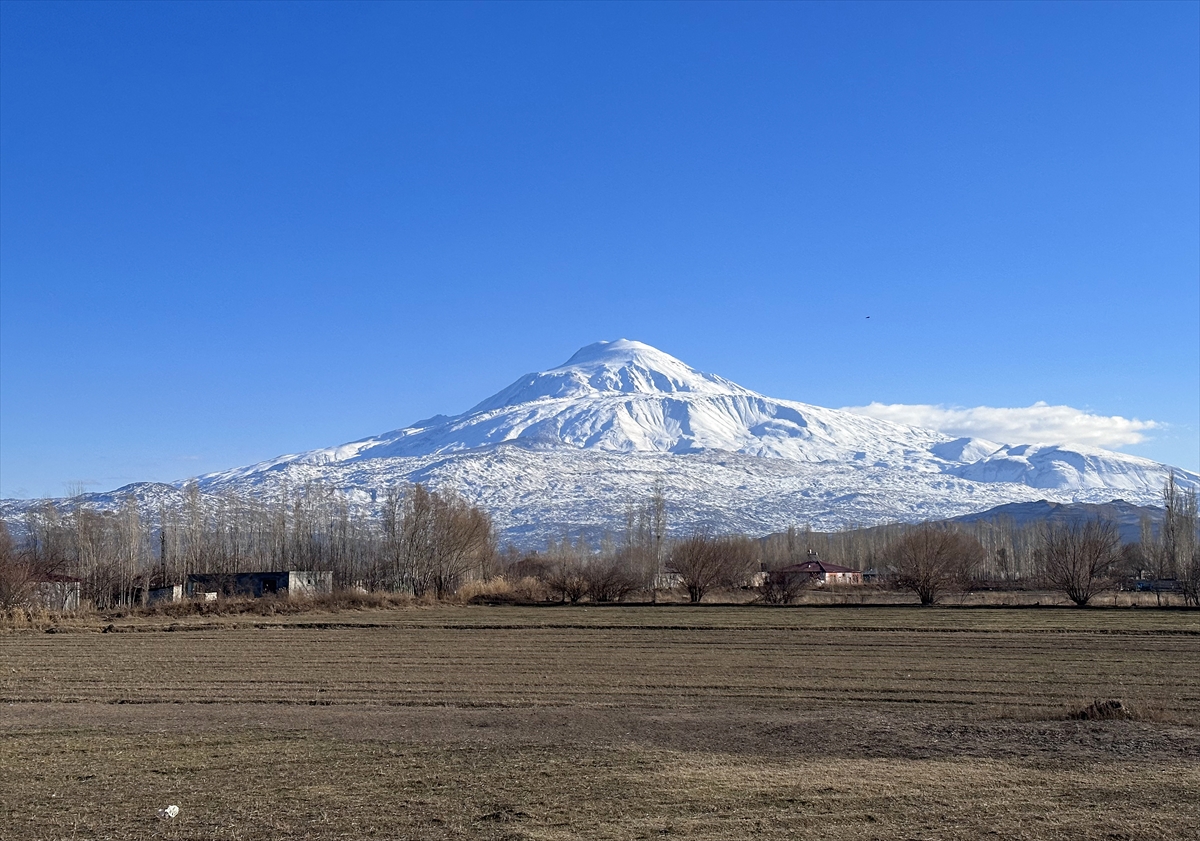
[770,555,862,587]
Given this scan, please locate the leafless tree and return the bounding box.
[757,570,810,605]
[618,482,668,599]
[0,521,37,610]
[1040,518,1121,606]
[394,484,494,598]
[667,533,757,603]
[427,490,494,598]
[1161,475,1200,608]
[584,551,640,603]
[884,526,983,605]
[543,535,589,603]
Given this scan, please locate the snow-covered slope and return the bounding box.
[213,340,959,469]
[4,340,1194,544]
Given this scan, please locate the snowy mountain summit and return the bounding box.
[189,339,1195,543]
[473,339,748,409]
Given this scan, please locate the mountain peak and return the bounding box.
[468,339,750,414]
[562,339,668,365]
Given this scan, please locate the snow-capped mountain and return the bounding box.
[4,340,1194,544]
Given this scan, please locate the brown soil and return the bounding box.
[2,605,1197,840]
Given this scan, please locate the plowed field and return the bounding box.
[2,606,1198,840]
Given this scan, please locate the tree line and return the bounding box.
[0,482,495,609]
[757,473,1199,606]
[1,473,1197,611]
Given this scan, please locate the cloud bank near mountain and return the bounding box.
[841,401,1160,449]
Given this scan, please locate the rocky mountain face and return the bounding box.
[3,340,1194,545]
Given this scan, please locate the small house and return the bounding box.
[770,555,862,588]
[654,572,684,590]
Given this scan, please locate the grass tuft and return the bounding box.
[1068,698,1136,721]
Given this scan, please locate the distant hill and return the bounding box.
[948,499,1160,544]
[761,499,1161,548]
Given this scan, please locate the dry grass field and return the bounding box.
[2,605,1198,840]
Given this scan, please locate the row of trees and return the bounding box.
[2,474,1197,610]
[764,515,1115,587]
[849,473,1199,606]
[513,530,757,605]
[1,482,495,609]
[1142,472,1200,606]
[883,518,1122,606]
[507,478,1199,608]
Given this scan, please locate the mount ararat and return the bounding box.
[4,340,1194,544]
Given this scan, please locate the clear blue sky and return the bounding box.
[2,0,1197,498]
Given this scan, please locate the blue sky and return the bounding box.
[1,0,1197,498]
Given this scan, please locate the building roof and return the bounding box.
[186,570,322,580]
[774,560,859,575]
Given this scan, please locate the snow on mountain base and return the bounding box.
[195,443,1179,545]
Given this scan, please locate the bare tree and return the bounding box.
[394,484,493,598]
[885,526,983,605]
[618,482,669,600]
[667,533,757,603]
[115,495,151,606]
[757,570,810,605]
[1040,518,1121,606]
[1169,479,1200,608]
[648,479,667,596]
[378,485,406,591]
[544,535,589,603]
[426,490,493,598]
[1183,544,1200,609]
[0,521,37,610]
[584,551,640,603]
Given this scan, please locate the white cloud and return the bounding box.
[841,401,1160,449]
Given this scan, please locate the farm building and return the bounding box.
[770,555,862,587]
[185,571,333,600]
[147,583,184,605]
[31,573,82,611]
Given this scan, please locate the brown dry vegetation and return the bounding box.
[2,605,1198,840]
